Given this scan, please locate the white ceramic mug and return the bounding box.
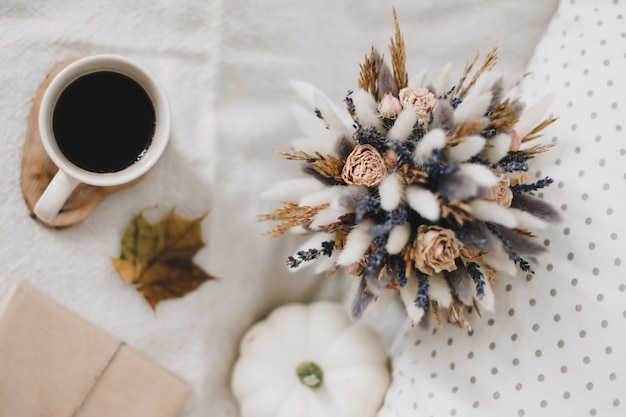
[34,54,170,223]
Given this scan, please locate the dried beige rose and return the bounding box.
[398,87,438,122]
[486,174,513,207]
[416,225,461,274]
[342,144,388,187]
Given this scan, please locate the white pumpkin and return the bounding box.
[231,301,391,417]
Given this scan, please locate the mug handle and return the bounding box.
[34,170,81,223]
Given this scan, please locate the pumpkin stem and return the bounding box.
[296,361,324,389]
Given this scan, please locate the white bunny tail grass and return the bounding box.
[414,128,446,163]
[379,172,404,211]
[386,223,411,254]
[406,186,440,222]
[447,135,486,162]
[387,108,418,142]
[336,220,375,266]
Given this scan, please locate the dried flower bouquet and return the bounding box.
[262,11,559,330]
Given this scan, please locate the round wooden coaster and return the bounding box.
[20,57,143,229]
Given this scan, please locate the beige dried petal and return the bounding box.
[417,225,461,273]
[459,245,484,263]
[342,144,388,187]
[398,87,438,122]
[485,174,513,207]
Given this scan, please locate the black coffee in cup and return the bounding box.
[52,71,156,173]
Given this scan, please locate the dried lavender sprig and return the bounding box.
[364,236,387,278]
[485,222,535,273]
[355,193,382,224]
[354,125,387,152]
[414,268,430,309]
[497,152,530,172]
[467,262,485,299]
[420,149,460,179]
[511,177,554,194]
[395,255,408,288]
[344,90,356,115]
[368,208,409,237]
[285,241,335,268]
[387,139,414,168]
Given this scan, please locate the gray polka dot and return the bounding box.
[587,382,594,390]
[535,349,543,357]
[515,383,523,391]
[558,340,565,348]
[564,391,571,399]
[606,346,613,355]
[583,356,591,364]
[533,323,540,331]
[540,400,548,408]
[538,374,545,382]
[561,365,568,373]
[493,391,500,400]
[614,399,620,407]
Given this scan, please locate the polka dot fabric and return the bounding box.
[377,1,626,416]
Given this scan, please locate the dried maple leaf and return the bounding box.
[111,209,215,309]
